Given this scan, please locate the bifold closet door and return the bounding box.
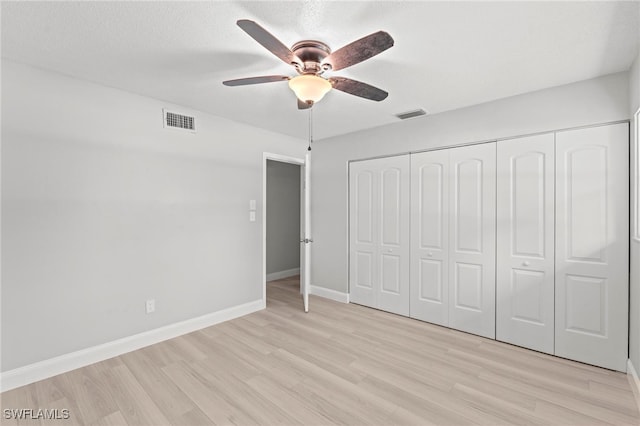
[555,123,629,372]
[349,155,410,316]
[496,134,555,354]
[448,143,496,339]
[410,149,450,326]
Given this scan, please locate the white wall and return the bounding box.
[266,160,300,276]
[629,48,640,374]
[312,72,630,293]
[1,61,305,371]
[2,59,634,376]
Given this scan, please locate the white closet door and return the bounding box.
[555,123,629,372]
[496,134,555,354]
[349,156,410,316]
[349,161,378,308]
[378,156,411,315]
[410,149,450,326]
[448,143,496,339]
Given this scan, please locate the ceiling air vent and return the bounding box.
[395,109,427,120]
[163,109,196,132]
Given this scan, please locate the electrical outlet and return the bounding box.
[146,299,155,314]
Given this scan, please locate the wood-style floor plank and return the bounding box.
[2,275,639,425]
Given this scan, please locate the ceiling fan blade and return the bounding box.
[329,77,388,101]
[323,31,394,71]
[223,75,289,86]
[237,19,301,66]
[298,99,312,110]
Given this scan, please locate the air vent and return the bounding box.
[163,109,196,132]
[395,109,428,120]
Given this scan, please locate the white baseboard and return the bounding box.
[266,268,300,282]
[310,285,350,303]
[0,299,264,392]
[629,359,640,413]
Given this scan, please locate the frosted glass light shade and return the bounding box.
[288,75,332,103]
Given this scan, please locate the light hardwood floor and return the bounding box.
[2,276,639,425]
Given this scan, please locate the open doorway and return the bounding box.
[262,153,307,311]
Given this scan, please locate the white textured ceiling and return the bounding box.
[2,1,639,140]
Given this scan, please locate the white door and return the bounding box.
[350,160,377,308]
[448,143,496,339]
[349,155,410,316]
[496,134,555,354]
[555,123,629,372]
[378,156,410,315]
[410,149,450,326]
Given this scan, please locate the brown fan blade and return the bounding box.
[329,77,388,101]
[223,75,289,86]
[323,31,394,71]
[237,20,301,66]
[298,99,312,110]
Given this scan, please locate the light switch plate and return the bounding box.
[249,199,256,210]
[249,211,256,222]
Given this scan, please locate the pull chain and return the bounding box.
[307,105,313,151]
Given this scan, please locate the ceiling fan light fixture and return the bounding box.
[288,74,332,103]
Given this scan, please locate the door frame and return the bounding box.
[262,152,305,307]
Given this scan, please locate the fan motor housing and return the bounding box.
[291,40,332,73]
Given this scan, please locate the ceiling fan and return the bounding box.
[223,20,394,109]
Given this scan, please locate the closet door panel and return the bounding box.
[378,156,411,316]
[496,134,555,354]
[410,150,449,325]
[349,163,378,308]
[349,155,410,315]
[448,143,496,339]
[454,263,483,310]
[555,123,629,372]
[455,158,483,253]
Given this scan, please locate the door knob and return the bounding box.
[427,252,433,257]
[522,261,530,267]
